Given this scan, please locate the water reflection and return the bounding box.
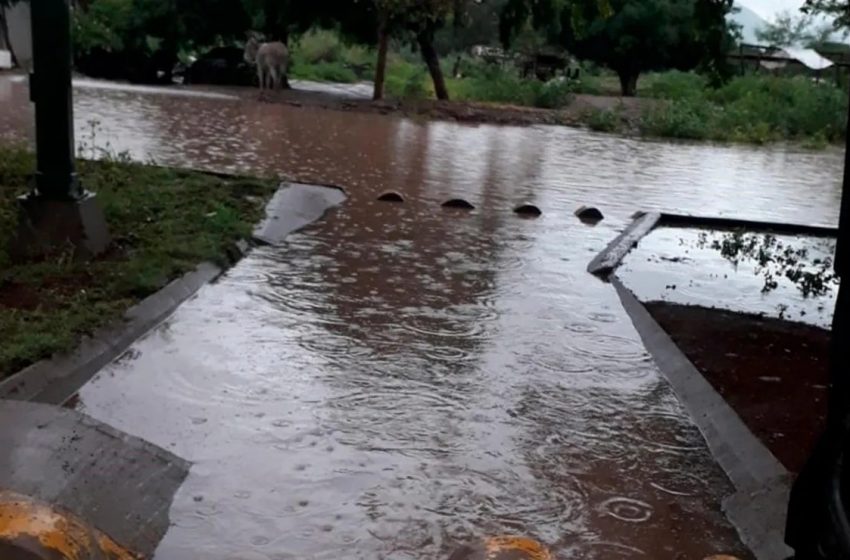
[620,228,838,327]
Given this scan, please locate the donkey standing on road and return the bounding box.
[244,34,290,92]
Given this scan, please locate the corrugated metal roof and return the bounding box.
[782,47,835,70]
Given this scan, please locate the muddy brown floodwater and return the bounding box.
[1,74,846,559]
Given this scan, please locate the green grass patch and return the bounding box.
[0,144,277,378]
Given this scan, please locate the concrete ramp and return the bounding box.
[253,182,346,245]
[0,400,189,557]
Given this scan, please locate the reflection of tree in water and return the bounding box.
[266,122,554,558]
[694,231,838,297]
[309,122,545,375]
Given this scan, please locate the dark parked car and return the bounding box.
[184,46,254,86]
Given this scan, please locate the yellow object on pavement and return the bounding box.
[0,491,139,560]
[449,535,554,560]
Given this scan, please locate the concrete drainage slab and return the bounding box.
[0,400,189,558]
[253,182,347,245]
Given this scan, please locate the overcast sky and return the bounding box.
[738,0,805,21]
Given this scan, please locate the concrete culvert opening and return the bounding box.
[442,198,475,210]
[377,191,404,202]
[575,205,604,224]
[514,204,542,217]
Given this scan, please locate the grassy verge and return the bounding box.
[0,144,277,379]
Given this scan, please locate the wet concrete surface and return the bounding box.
[1,74,846,559]
[253,182,347,245]
[0,400,188,557]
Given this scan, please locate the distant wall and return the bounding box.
[1,2,32,70]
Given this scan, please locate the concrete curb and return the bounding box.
[0,181,346,406]
[587,211,661,277]
[613,277,793,560]
[658,213,837,238]
[588,211,838,280]
[0,262,224,405]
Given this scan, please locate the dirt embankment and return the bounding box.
[647,302,829,474]
[234,85,652,129]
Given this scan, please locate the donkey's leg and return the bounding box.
[269,66,280,91]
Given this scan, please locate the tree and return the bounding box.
[368,0,453,100]
[73,0,252,82]
[500,0,734,96]
[756,10,834,47]
[0,0,25,67]
[803,0,850,31]
[324,0,454,100]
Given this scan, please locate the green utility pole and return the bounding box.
[30,0,80,199]
[11,0,110,261]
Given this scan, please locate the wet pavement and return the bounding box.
[1,74,846,559]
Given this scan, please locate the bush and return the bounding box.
[450,74,541,106]
[586,108,621,133]
[385,60,428,99]
[635,73,847,144]
[291,61,358,83]
[292,29,343,65]
[534,79,575,109]
[640,99,713,140]
[72,0,133,55]
[710,76,846,142]
[289,29,375,83]
[642,71,707,101]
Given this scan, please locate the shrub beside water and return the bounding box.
[586,108,622,133]
[639,74,847,143]
[290,29,374,83]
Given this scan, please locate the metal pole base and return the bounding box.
[10,191,111,262]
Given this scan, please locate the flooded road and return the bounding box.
[1,74,846,558]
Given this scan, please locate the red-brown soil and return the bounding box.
[646,301,830,474]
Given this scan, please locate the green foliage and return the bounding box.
[288,29,376,82]
[640,98,714,140]
[385,59,429,98]
[72,0,134,54]
[641,71,707,100]
[585,107,622,132]
[535,79,576,108]
[448,66,540,104]
[639,75,848,143]
[499,0,737,95]
[0,144,277,378]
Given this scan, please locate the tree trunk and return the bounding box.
[417,29,449,101]
[373,20,389,101]
[0,6,18,68]
[617,69,639,97]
